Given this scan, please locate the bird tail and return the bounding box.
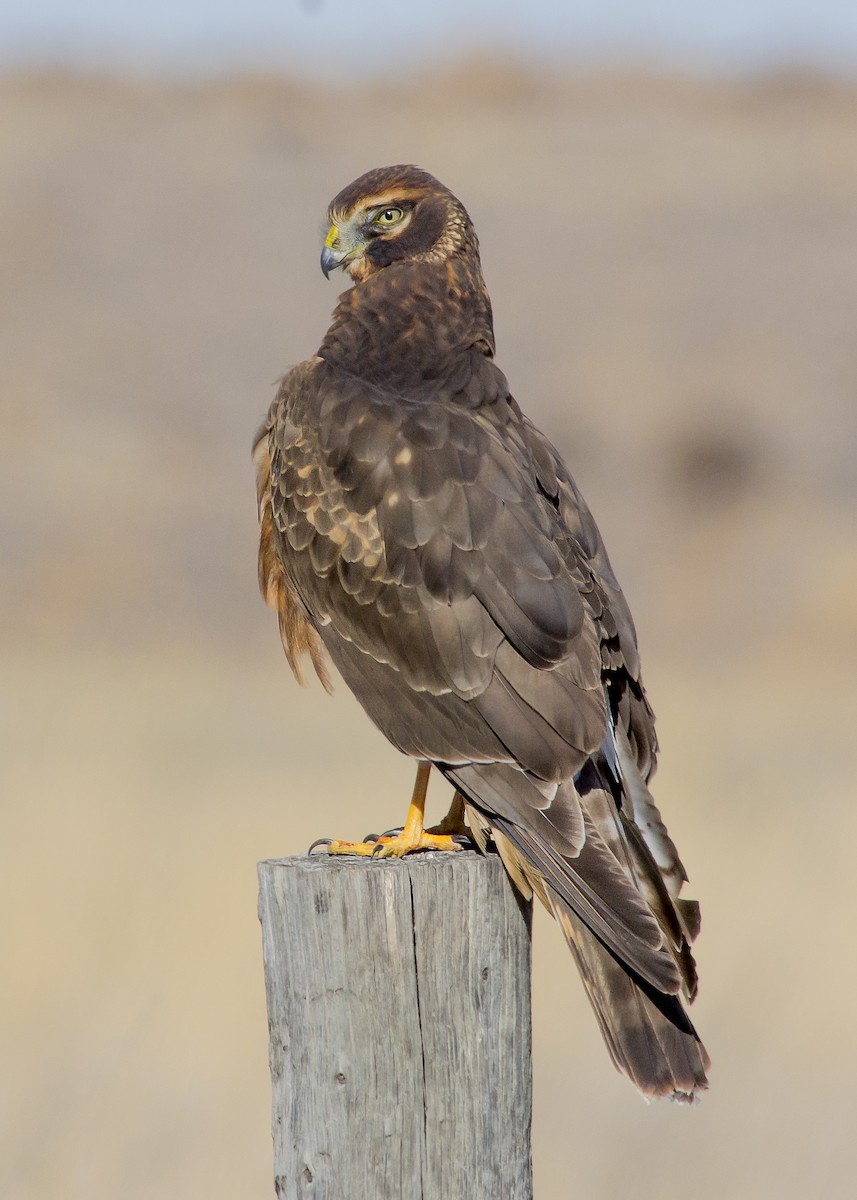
[454,764,710,1103]
[547,890,710,1102]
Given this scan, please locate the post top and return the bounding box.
[257,849,497,874]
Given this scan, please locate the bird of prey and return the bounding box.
[254,165,710,1101]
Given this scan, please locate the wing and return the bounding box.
[263,353,606,778]
[260,351,708,1098]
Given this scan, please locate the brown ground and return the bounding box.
[2,64,856,1198]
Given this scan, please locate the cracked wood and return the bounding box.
[258,851,533,1200]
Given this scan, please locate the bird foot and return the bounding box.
[426,792,471,840]
[371,820,472,842]
[306,771,472,858]
[308,831,468,858]
[372,828,468,858]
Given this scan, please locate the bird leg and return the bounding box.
[426,790,470,839]
[318,763,466,858]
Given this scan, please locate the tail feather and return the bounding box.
[551,894,710,1102]
[453,770,711,1102]
[449,764,681,995]
[577,758,700,999]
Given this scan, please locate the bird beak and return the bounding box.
[320,225,347,279]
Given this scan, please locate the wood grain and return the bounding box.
[258,851,533,1199]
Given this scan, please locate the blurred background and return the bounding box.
[2,3,856,1197]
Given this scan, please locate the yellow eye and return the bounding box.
[373,206,404,226]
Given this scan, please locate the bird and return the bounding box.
[253,165,710,1102]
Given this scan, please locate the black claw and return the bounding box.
[362,833,380,844]
[451,833,474,847]
[308,837,333,855]
[380,827,404,838]
[371,841,387,858]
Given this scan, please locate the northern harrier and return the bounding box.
[254,166,709,1101]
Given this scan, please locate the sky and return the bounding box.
[3,0,857,77]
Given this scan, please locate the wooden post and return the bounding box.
[258,851,533,1200]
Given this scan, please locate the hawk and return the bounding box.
[254,165,710,1101]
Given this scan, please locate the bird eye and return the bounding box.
[373,206,404,226]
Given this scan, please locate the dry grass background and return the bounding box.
[2,64,857,1198]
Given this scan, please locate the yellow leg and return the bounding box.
[321,763,465,858]
[427,790,470,838]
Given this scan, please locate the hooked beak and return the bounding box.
[320,224,348,279]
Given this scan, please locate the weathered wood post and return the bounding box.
[258,851,533,1200]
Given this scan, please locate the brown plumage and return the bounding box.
[254,165,710,1101]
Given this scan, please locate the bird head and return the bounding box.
[320,165,476,284]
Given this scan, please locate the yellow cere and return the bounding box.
[325,225,339,248]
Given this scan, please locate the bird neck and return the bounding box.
[318,254,495,392]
